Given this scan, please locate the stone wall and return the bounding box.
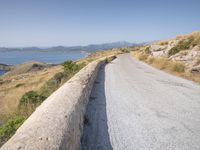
[1,56,115,150]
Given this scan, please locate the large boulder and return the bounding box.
[169,51,190,61]
[192,45,200,51]
[150,45,167,52]
[170,48,200,62]
[187,48,200,58]
[152,50,168,57]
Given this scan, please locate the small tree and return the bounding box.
[62,60,79,74]
[62,60,85,74]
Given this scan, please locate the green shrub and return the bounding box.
[41,61,85,98]
[0,116,25,145]
[144,47,151,54]
[168,47,180,56]
[62,60,80,74]
[19,91,46,107]
[168,38,194,56]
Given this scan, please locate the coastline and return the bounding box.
[0,70,6,76]
[0,64,11,75]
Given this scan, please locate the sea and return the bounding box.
[0,50,87,75]
[0,70,6,75]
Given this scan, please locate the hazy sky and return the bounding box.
[0,0,200,47]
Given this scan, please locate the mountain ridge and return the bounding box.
[0,41,138,52]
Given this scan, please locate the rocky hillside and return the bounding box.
[0,64,11,71]
[143,31,200,73]
[4,61,53,76]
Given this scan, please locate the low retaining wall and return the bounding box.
[1,56,115,150]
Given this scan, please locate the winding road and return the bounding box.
[81,54,200,150]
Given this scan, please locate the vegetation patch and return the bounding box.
[189,32,200,46]
[105,56,116,63]
[168,38,194,56]
[19,91,46,107]
[159,41,168,45]
[144,46,151,54]
[169,62,185,73]
[120,48,130,53]
[131,52,198,84]
[62,60,85,74]
[135,52,149,61]
[15,83,24,88]
[0,116,25,146]
[147,57,169,70]
[39,72,65,98]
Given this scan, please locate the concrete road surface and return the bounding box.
[81,54,200,150]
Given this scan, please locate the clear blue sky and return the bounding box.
[0,0,200,47]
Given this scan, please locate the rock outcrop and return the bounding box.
[146,31,200,72]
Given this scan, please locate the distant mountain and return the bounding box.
[0,41,138,52]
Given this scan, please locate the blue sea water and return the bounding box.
[0,50,86,65]
[0,70,6,75]
[0,50,87,75]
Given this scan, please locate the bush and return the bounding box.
[19,91,46,107]
[62,60,81,74]
[168,38,194,56]
[144,47,151,54]
[40,61,85,98]
[105,56,116,63]
[168,47,180,56]
[0,116,25,146]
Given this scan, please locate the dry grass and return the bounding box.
[131,51,200,84]
[0,48,122,123]
[0,65,63,122]
[131,30,200,84]
[158,41,169,45]
[175,31,200,46]
[146,56,185,73]
[132,51,149,61]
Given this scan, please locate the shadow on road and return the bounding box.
[81,64,113,150]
